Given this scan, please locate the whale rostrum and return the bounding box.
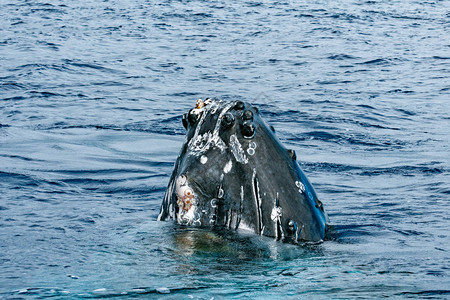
[158,99,328,242]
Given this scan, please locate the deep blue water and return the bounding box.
[1,0,449,298]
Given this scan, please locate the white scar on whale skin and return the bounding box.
[229,134,248,164]
[189,132,224,155]
[200,155,208,164]
[295,181,305,193]
[247,141,257,156]
[223,160,232,173]
[188,102,233,156]
[271,194,283,241]
[252,168,263,235]
[188,103,210,146]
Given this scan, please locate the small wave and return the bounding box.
[359,165,445,176]
[327,54,359,60]
[287,131,406,149]
[65,61,122,74]
[166,92,201,98]
[37,40,60,50]
[395,108,416,116]
[329,12,362,21]
[300,162,446,177]
[361,9,429,21]
[53,167,164,176]
[294,13,315,18]
[30,8,66,14]
[300,162,361,174]
[0,82,27,90]
[316,79,356,85]
[391,229,424,237]
[0,154,40,162]
[0,171,40,187]
[28,90,65,98]
[2,96,26,101]
[34,121,185,136]
[387,89,415,94]
[358,58,391,65]
[328,224,385,242]
[80,285,209,298]
[304,130,339,141]
[113,106,144,112]
[432,56,450,60]
[396,290,450,297]
[246,1,264,7]
[14,287,70,298]
[10,63,52,72]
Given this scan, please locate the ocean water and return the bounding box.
[1,0,449,298]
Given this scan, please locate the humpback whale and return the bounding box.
[158,99,328,242]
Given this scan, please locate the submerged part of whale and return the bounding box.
[158,99,328,242]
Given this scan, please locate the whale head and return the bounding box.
[159,99,328,242]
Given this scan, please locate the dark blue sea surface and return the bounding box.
[1,0,449,298]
